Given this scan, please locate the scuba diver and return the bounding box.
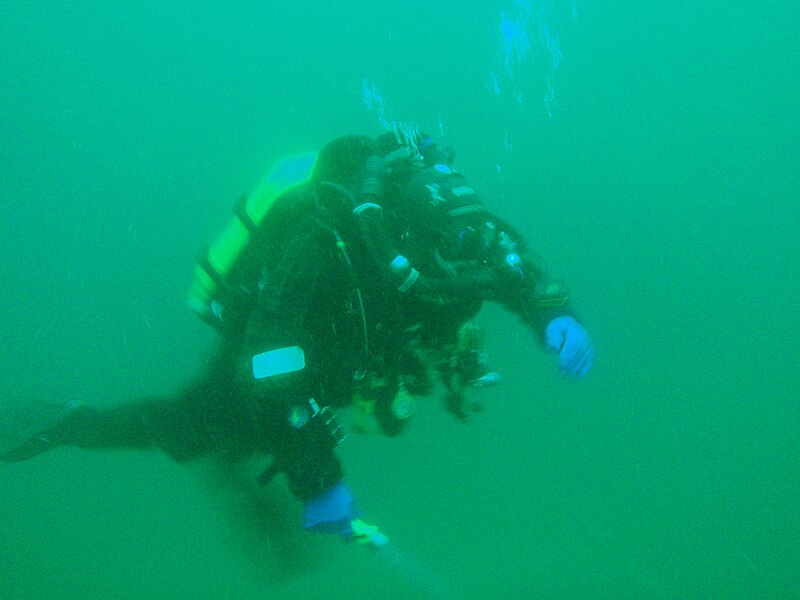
[0,127,594,541]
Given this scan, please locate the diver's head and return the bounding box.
[311,135,376,185]
[375,129,454,167]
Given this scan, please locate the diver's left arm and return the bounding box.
[481,224,595,379]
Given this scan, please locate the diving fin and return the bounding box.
[0,400,85,462]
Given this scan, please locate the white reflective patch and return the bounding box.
[252,346,306,379]
[451,186,475,197]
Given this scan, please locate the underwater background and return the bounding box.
[1,1,798,598]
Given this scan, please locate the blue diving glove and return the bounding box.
[544,316,595,379]
[303,481,358,537]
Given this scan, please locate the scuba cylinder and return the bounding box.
[187,152,317,326]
